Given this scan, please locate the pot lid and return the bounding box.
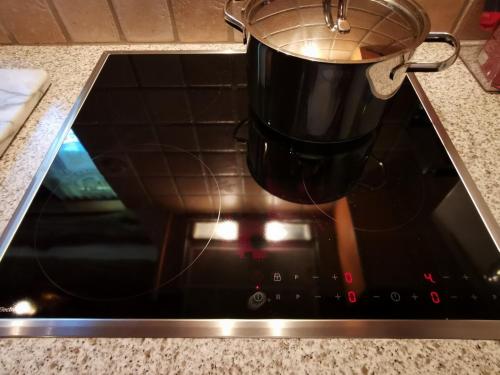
[243,0,431,63]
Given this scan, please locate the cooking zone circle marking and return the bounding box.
[33,144,222,301]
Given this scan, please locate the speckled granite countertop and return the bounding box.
[0,43,499,374]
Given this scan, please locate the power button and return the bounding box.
[248,291,266,310]
[253,291,265,303]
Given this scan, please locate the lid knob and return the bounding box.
[324,0,351,33]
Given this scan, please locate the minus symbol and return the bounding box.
[442,276,450,279]
[314,295,322,299]
[373,295,380,299]
[450,296,458,299]
[312,276,320,279]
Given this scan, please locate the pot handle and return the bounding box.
[224,0,247,43]
[390,33,460,79]
[323,0,351,33]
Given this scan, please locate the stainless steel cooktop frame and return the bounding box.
[0,50,498,339]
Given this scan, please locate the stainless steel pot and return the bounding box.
[225,0,460,143]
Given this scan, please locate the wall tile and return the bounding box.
[0,0,475,45]
[0,0,66,44]
[416,0,467,32]
[52,0,120,42]
[172,0,231,42]
[0,23,11,44]
[456,0,493,40]
[111,0,174,42]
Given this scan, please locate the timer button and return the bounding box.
[390,292,401,302]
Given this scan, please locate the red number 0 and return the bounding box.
[347,290,357,303]
[344,272,353,284]
[430,291,441,304]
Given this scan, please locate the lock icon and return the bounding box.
[273,272,282,282]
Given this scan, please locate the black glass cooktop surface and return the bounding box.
[0,53,499,326]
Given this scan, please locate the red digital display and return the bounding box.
[347,290,357,303]
[430,291,441,304]
[344,272,353,284]
[423,273,436,284]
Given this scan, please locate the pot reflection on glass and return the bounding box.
[245,114,378,204]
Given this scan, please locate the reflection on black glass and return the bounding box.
[246,114,377,204]
[0,55,497,320]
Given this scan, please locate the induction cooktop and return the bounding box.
[0,51,498,338]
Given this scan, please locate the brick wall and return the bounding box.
[0,0,493,45]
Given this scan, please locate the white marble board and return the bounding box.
[0,69,50,157]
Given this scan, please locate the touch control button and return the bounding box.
[390,292,401,302]
[248,291,266,310]
[253,291,265,302]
